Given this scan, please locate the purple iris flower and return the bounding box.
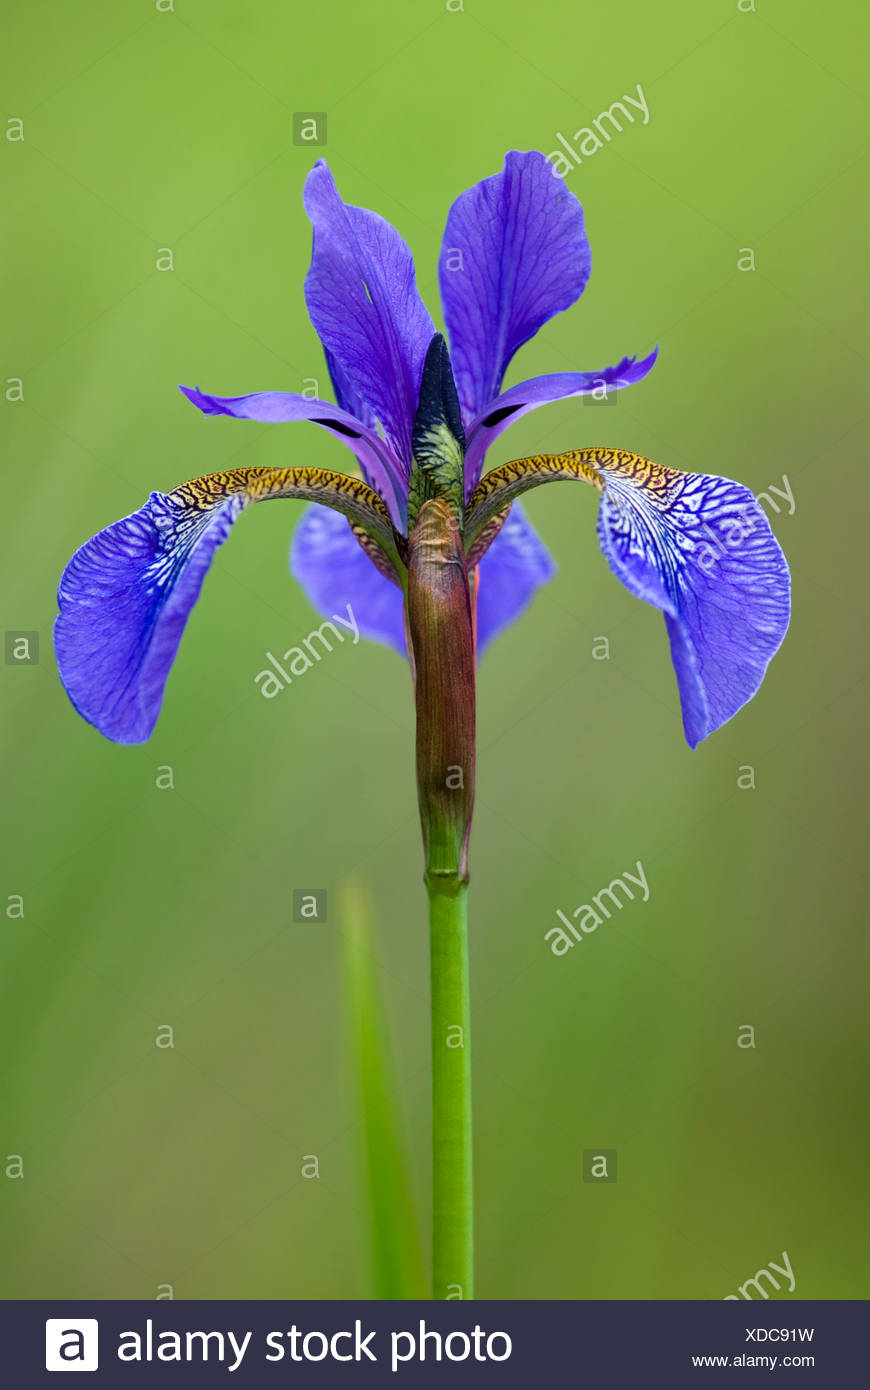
[54,151,789,747]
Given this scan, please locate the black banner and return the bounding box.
[3,1298,863,1386]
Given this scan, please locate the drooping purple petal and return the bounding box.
[464,349,658,491]
[303,160,435,468]
[439,150,591,425]
[289,501,555,660]
[290,504,406,655]
[595,458,790,747]
[179,384,407,526]
[55,490,243,744]
[474,502,556,653]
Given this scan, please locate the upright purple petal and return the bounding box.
[474,503,556,653]
[290,505,406,655]
[179,384,407,526]
[595,457,790,746]
[322,345,376,436]
[464,349,658,491]
[55,490,243,743]
[303,160,435,468]
[439,150,591,425]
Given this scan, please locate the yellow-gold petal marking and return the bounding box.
[171,465,403,576]
[463,449,682,554]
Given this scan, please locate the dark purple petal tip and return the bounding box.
[179,384,219,414]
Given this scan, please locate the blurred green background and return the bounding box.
[1,0,868,1300]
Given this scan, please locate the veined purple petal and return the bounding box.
[464,349,658,491]
[474,502,556,653]
[322,346,376,433]
[179,384,407,526]
[55,490,243,744]
[439,150,590,426]
[595,458,790,747]
[303,160,435,468]
[290,505,406,655]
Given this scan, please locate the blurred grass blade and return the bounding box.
[340,877,427,1299]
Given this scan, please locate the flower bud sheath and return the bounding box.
[406,498,476,886]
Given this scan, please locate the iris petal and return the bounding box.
[55,467,398,743]
[595,454,790,747]
[289,503,555,660]
[303,160,435,467]
[439,150,591,425]
[290,504,407,656]
[179,384,407,526]
[55,490,242,744]
[464,349,658,491]
[474,502,556,654]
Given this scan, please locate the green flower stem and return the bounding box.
[428,875,473,1300]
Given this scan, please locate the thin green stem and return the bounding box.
[428,876,473,1299]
